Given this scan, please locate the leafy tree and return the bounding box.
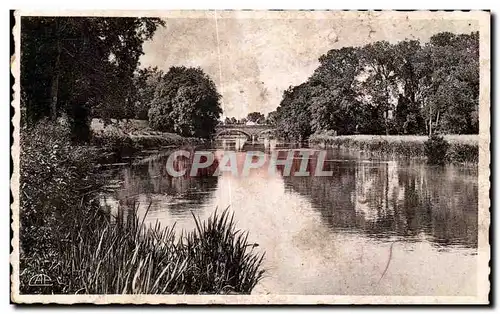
[273,32,479,139]
[266,111,278,126]
[239,118,247,125]
[358,41,399,135]
[391,40,426,134]
[247,112,265,124]
[148,66,222,138]
[421,32,479,134]
[131,67,164,120]
[21,17,165,141]
[308,47,362,135]
[274,83,313,141]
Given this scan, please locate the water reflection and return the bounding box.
[103,148,219,217]
[281,151,478,249]
[101,139,478,295]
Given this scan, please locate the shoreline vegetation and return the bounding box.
[309,133,479,165]
[268,32,480,161]
[89,118,205,164]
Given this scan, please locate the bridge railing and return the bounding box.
[217,124,272,129]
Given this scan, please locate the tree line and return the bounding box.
[21,17,165,141]
[223,112,268,125]
[21,19,478,143]
[21,17,223,141]
[268,32,479,141]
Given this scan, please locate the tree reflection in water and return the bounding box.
[108,148,220,216]
[281,151,478,249]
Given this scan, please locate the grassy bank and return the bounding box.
[309,133,479,164]
[19,122,264,294]
[90,118,205,163]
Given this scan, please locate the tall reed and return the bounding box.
[21,205,265,295]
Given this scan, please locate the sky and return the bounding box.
[140,11,478,118]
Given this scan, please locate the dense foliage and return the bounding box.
[275,83,314,141]
[21,17,164,141]
[424,135,450,165]
[224,117,249,125]
[130,67,165,120]
[274,32,479,140]
[246,112,265,124]
[19,122,101,292]
[148,66,223,138]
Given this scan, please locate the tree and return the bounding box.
[420,32,479,134]
[271,31,479,139]
[21,17,165,141]
[274,83,313,141]
[308,47,362,135]
[391,40,426,134]
[247,112,265,124]
[359,41,399,135]
[266,111,278,126]
[148,66,222,138]
[131,67,164,120]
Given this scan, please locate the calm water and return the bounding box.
[101,138,478,296]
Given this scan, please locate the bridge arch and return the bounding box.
[215,129,252,140]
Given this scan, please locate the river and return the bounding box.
[100,138,478,296]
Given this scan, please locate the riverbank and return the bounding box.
[90,118,205,163]
[19,121,264,294]
[309,134,479,164]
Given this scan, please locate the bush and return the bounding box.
[20,121,99,256]
[19,121,103,294]
[90,129,136,162]
[424,135,450,165]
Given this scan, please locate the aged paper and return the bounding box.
[11,10,490,304]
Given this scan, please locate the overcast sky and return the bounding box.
[140,11,478,118]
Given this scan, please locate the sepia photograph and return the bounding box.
[10,10,490,304]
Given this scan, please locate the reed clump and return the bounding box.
[21,205,265,295]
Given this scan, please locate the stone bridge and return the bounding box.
[215,124,275,140]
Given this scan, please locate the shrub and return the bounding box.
[19,121,103,294]
[20,121,99,256]
[90,129,136,161]
[424,135,450,165]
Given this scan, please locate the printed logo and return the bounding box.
[28,274,53,287]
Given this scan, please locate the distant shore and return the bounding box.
[309,134,479,165]
[90,118,205,163]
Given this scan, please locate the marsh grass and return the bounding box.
[309,134,478,164]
